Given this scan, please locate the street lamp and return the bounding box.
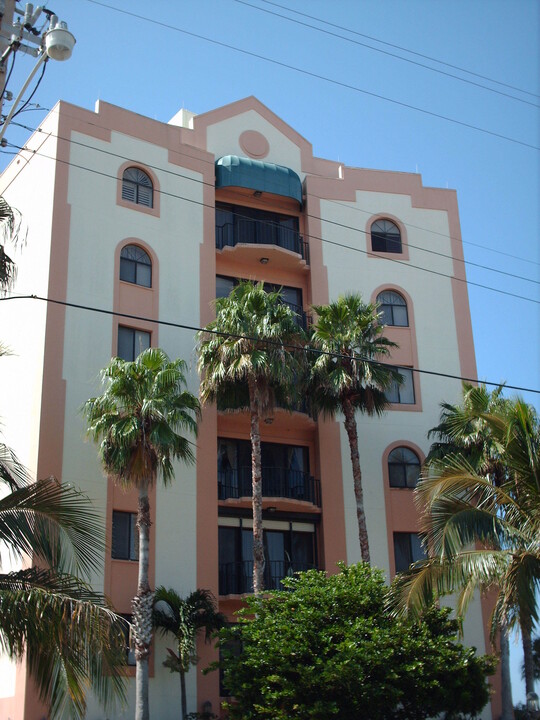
[0,6,75,141]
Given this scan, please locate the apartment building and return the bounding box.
[0,96,496,719]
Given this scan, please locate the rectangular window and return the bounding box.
[215,202,300,255]
[117,326,151,361]
[218,438,310,501]
[393,532,425,573]
[386,367,415,404]
[218,522,316,594]
[112,511,138,561]
[215,276,305,327]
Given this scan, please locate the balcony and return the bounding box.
[216,218,310,264]
[218,466,321,506]
[219,559,316,595]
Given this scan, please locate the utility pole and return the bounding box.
[0,0,16,118]
[0,1,75,142]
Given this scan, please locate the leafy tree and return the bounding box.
[215,564,495,719]
[0,461,127,718]
[389,387,540,711]
[197,281,303,593]
[153,587,225,720]
[83,348,200,720]
[308,294,398,563]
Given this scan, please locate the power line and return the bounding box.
[81,0,540,152]
[235,0,540,109]
[256,0,540,100]
[5,117,540,285]
[1,292,538,395]
[4,138,539,305]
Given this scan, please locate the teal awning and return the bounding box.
[215,155,302,206]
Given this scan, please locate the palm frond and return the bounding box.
[0,476,105,577]
[0,567,127,719]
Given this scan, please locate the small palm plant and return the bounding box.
[83,348,200,720]
[153,587,225,720]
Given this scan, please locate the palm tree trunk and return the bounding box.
[180,669,187,720]
[500,623,515,720]
[133,485,154,720]
[521,619,536,696]
[249,382,265,594]
[342,397,370,564]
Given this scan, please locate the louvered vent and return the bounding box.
[122,167,153,208]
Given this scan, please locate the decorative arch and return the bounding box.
[113,238,159,357]
[366,213,409,261]
[370,284,421,412]
[117,161,160,217]
[381,440,426,578]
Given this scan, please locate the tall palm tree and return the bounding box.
[308,294,399,564]
[153,587,225,720]
[0,465,127,719]
[389,391,540,715]
[197,281,304,594]
[83,348,200,720]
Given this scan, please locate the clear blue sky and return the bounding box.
[1,0,538,705]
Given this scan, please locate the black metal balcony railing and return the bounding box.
[284,301,310,331]
[219,560,316,595]
[218,466,321,506]
[216,219,310,263]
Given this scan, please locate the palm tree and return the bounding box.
[389,391,540,715]
[153,587,225,720]
[83,348,200,720]
[422,382,515,719]
[0,196,23,293]
[308,294,399,564]
[197,281,304,594]
[0,465,127,719]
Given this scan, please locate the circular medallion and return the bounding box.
[239,130,270,159]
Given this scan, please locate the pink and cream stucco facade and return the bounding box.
[0,96,498,719]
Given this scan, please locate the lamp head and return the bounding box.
[44,20,76,61]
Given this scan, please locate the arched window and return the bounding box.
[120,245,152,287]
[371,219,402,253]
[388,447,421,488]
[377,290,408,327]
[121,167,153,208]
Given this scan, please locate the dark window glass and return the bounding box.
[216,275,235,299]
[377,290,408,327]
[386,367,415,405]
[122,167,153,208]
[120,245,152,287]
[119,614,136,666]
[388,447,421,488]
[393,532,426,573]
[112,511,138,560]
[371,219,402,253]
[215,202,301,255]
[215,276,305,327]
[218,438,311,501]
[218,523,316,594]
[117,326,151,361]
